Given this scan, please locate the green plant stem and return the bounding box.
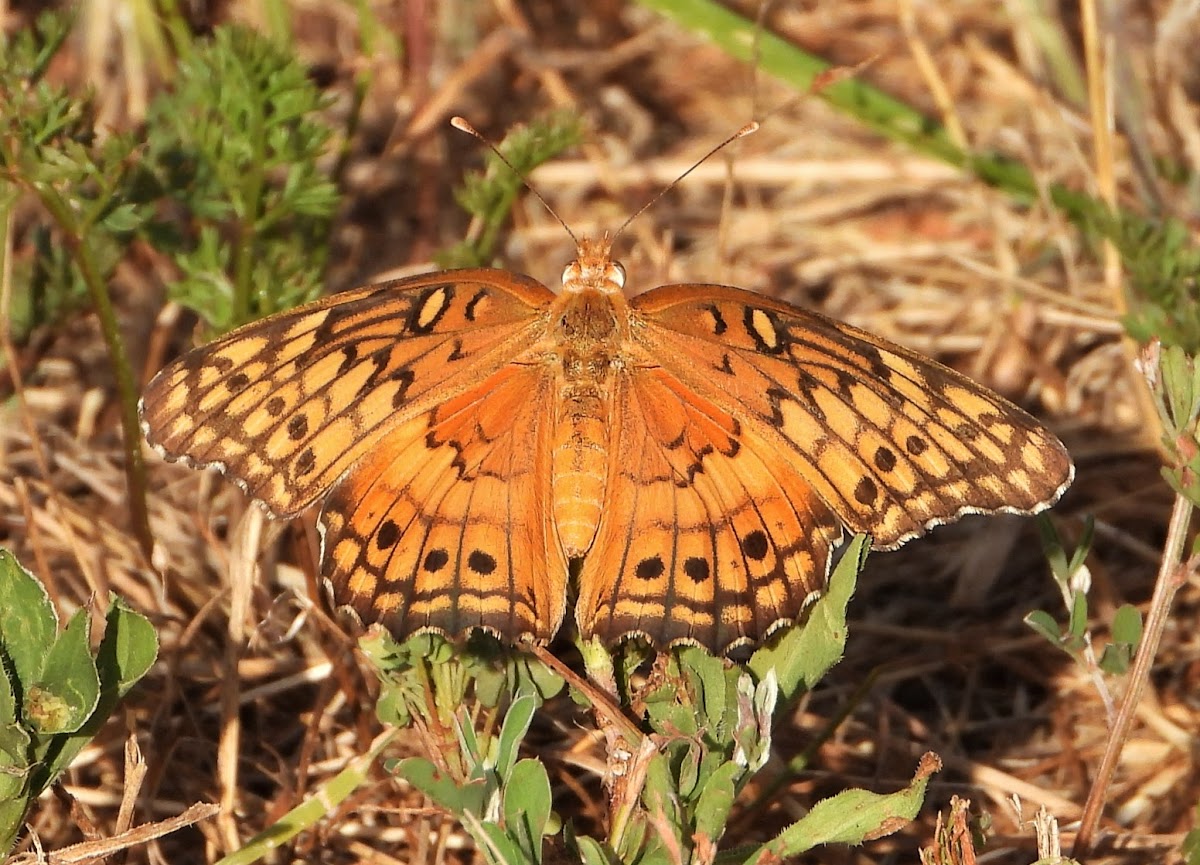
[1072,492,1194,857]
[32,184,153,558]
[637,0,1104,225]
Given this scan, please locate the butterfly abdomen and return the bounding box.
[551,377,612,559]
[547,286,629,559]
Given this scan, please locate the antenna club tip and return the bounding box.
[450,116,476,134]
[738,121,760,137]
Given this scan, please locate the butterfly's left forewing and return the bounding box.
[140,270,555,517]
[629,284,1073,550]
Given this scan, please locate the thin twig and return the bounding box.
[1073,492,1194,856]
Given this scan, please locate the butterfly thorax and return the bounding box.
[548,238,632,559]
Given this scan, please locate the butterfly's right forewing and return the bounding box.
[140,270,555,518]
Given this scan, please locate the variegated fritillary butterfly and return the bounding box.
[140,226,1073,653]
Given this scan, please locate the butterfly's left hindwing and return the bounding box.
[630,284,1074,550]
[320,365,569,642]
[140,269,554,517]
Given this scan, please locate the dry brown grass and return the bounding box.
[2,1,1193,863]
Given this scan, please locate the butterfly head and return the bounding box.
[562,233,627,296]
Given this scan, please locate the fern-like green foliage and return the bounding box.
[0,11,158,343]
[439,112,583,269]
[145,25,339,333]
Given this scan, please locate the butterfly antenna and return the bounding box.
[450,116,580,247]
[611,121,759,243]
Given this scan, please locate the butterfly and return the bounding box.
[139,233,1074,654]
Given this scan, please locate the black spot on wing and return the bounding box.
[376,519,400,549]
[854,476,878,506]
[859,344,893,382]
[742,530,769,561]
[295,448,316,477]
[468,549,497,575]
[287,415,309,440]
[683,557,710,583]
[423,549,449,572]
[336,344,359,375]
[635,556,665,580]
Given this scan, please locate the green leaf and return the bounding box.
[1067,590,1089,641]
[574,835,620,865]
[679,646,726,730]
[750,534,866,700]
[1111,603,1143,648]
[99,597,158,697]
[1098,642,1133,676]
[27,610,98,736]
[0,784,33,859]
[514,656,565,701]
[1099,604,1142,675]
[503,759,552,863]
[495,694,539,781]
[1037,516,1071,586]
[734,670,775,772]
[639,753,684,848]
[0,648,18,731]
[692,760,741,846]
[677,742,702,801]
[396,757,489,817]
[751,753,939,857]
[145,23,338,331]
[37,598,157,785]
[100,203,149,233]
[0,715,30,772]
[0,550,59,691]
[474,819,528,865]
[1024,610,1063,647]
[455,707,483,767]
[1067,516,1095,575]
[375,682,412,728]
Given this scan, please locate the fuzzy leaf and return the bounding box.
[503,759,552,862]
[751,753,939,858]
[750,533,866,700]
[397,757,489,816]
[0,550,58,691]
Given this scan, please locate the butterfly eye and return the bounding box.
[610,261,627,288]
